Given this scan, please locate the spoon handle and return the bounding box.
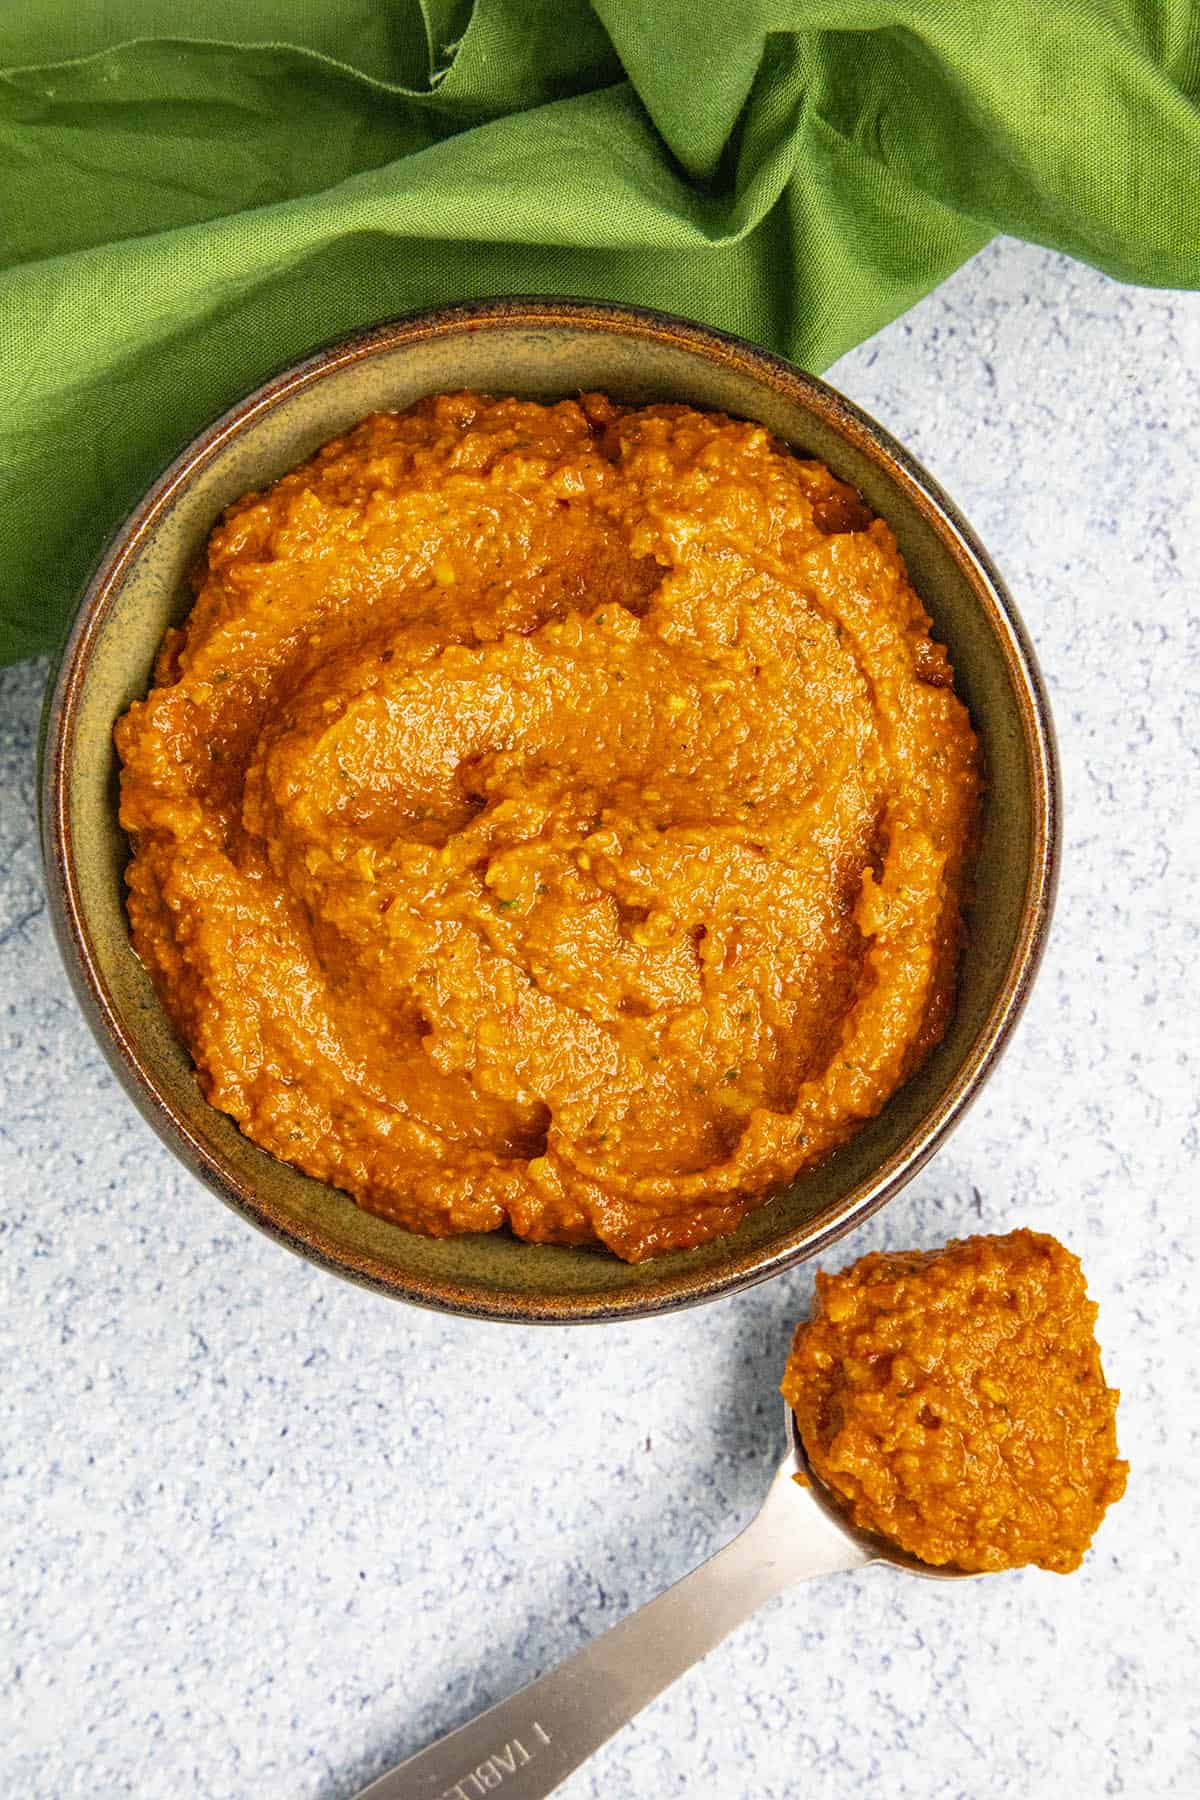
[355,1456,868,1800]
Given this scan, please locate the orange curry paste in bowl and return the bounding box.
[115,393,979,1262]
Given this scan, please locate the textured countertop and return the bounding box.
[2,237,1197,1800]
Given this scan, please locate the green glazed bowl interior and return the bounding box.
[40,300,1058,1322]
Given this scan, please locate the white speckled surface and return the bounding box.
[2,237,1198,1800]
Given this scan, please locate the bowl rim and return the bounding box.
[39,295,1060,1323]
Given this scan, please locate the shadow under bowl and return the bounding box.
[39,298,1059,1323]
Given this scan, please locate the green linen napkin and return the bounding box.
[2,1,1197,666]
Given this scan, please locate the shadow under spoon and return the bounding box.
[353,1405,974,1800]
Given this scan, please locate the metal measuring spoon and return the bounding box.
[354,1405,973,1800]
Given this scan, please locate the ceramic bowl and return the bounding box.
[39,299,1058,1322]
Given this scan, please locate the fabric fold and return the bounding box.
[1,0,1197,663]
